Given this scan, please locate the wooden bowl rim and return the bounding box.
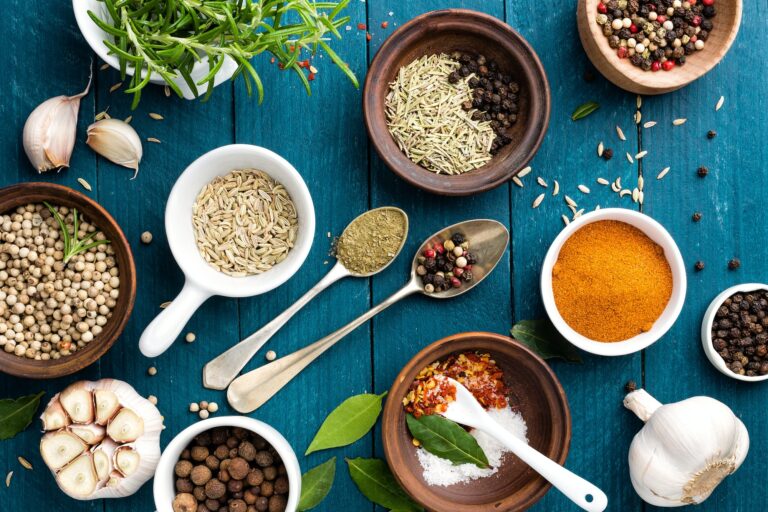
[577,0,743,93]
[364,9,551,196]
[382,331,572,512]
[0,182,136,379]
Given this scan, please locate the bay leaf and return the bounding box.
[511,318,583,362]
[306,392,387,455]
[298,457,336,511]
[571,101,600,121]
[0,391,45,441]
[346,457,422,512]
[406,414,488,468]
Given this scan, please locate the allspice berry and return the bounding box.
[268,495,287,512]
[205,455,220,471]
[205,478,227,499]
[215,444,230,460]
[238,441,257,461]
[728,258,741,270]
[274,476,289,495]
[172,493,197,512]
[260,480,274,498]
[697,165,709,177]
[229,499,248,512]
[263,466,277,481]
[255,451,274,468]
[176,478,194,493]
[191,465,213,486]
[190,446,209,462]
[694,261,705,272]
[175,460,194,478]
[193,486,207,501]
[247,468,265,486]
[256,497,269,512]
[228,457,250,480]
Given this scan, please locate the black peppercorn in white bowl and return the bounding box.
[701,283,768,382]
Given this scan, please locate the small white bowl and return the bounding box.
[701,283,768,382]
[541,208,686,356]
[72,0,238,100]
[153,416,301,512]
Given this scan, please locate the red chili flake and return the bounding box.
[289,45,295,52]
[308,73,316,82]
[366,32,372,41]
[270,57,276,64]
[298,59,311,69]
[381,21,389,28]
[277,63,285,70]
[357,23,367,30]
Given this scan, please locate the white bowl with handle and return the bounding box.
[139,145,315,358]
[153,416,301,512]
[72,0,238,99]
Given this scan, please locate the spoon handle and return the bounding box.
[227,280,420,413]
[481,421,607,512]
[203,262,350,390]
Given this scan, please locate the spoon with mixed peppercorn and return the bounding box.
[227,219,510,413]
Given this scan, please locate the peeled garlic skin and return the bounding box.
[626,391,749,507]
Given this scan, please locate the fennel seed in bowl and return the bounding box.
[385,54,496,175]
[192,169,298,277]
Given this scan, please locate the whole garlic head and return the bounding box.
[624,388,749,507]
[40,379,163,500]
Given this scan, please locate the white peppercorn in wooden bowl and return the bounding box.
[0,183,136,379]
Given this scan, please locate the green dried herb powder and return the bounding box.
[336,209,407,275]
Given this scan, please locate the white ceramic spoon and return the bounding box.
[440,377,608,512]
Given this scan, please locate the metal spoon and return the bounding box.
[440,377,608,512]
[202,207,409,390]
[227,219,510,413]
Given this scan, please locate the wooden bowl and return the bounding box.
[577,0,742,95]
[382,332,571,512]
[363,9,551,196]
[0,183,136,379]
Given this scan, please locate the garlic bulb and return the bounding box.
[40,379,163,500]
[23,74,91,173]
[86,119,143,178]
[624,388,749,507]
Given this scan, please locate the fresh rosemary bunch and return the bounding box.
[44,203,111,264]
[88,0,357,107]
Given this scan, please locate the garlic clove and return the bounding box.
[106,408,144,443]
[41,399,71,431]
[68,424,106,445]
[94,389,121,426]
[59,384,95,424]
[86,119,143,178]
[114,446,141,477]
[92,447,112,483]
[40,431,87,470]
[56,453,99,498]
[106,470,123,487]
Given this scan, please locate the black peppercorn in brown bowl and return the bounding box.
[577,0,742,95]
[701,283,768,383]
[0,182,136,379]
[154,416,301,512]
[363,9,551,196]
[382,332,571,512]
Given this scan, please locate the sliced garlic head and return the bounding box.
[57,454,99,498]
[95,389,121,425]
[59,385,95,424]
[40,431,87,471]
[107,408,144,443]
[40,379,162,500]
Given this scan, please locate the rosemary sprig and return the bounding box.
[88,0,357,108]
[44,203,111,264]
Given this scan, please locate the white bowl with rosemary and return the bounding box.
[139,144,315,358]
[72,0,357,107]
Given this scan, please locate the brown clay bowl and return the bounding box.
[577,0,742,95]
[363,9,551,196]
[0,183,136,379]
[382,332,571,512]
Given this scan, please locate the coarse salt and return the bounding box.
[416,406,528,487]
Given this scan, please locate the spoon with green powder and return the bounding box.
[203,207,409,390]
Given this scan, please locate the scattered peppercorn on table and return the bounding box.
[0,1,763,511]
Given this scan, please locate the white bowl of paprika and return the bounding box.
[540,208,686,357]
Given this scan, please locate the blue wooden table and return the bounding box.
[1,1,765,511]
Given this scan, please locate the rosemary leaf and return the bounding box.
[571,101,600,121]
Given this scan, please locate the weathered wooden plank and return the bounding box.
[641,1,768,510]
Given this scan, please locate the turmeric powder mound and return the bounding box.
[552,220,673,342]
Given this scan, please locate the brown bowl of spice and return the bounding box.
[541,208,686,356]
[577,0,742,95]
[0,182,136,379]
[382,331,571,512]
[363,9,551,196]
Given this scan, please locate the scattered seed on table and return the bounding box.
[148,395,158,405]
[620,189,632,197]
[160,301,172,309]
[109,82,122,93]
[695,261,705,271]
[532,194,545,208]
[537,177,548,188]
[5,471,12,487]
[568,204,578,215]
[673,118,687,126]
[147,137,161,144]
[518,166,532,178]
[728,258,741,270]
[512,177,524,187]
[309,65,319,74]
[634,111,641,125]
[612,177,622,191]
[124,115,133,124]
[597,177,609,185]
[164,85,171,97]
[697,166,709,177]
[616,125,626,141]
[635,150,648,160]
[597,141,604,157]
[657,167,670,180]
[189,403,200,413]
[94,111,109,121]
[140,231,153,244]
[565,195,577,207]
[99,63,110,71]
[692,212,702,222]
[636,95,642,109]
[266,350,277,361]
[208,402,219,413]
[638,191,645,204]
[638,176,645,191]
[561,215,570,226]
[17,457,32,470]
[716,96,725,111]
[185,332,196,343]
[149,113,164,120]
[199,401,209,410]
[553,180,560,196]
[77,178,92,191]
[643,121,657,129]
[632,188,640,202]
[578,185,591,194]
[199,410,210,420]
[626,152,634,164]
[574,209,585,219]
[147,366,157,376]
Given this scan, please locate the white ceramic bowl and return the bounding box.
[701,283,768,382]
[72,0,238,100]
[139,144,315,358]
[153,416,301,512]
[541,208,686,356]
